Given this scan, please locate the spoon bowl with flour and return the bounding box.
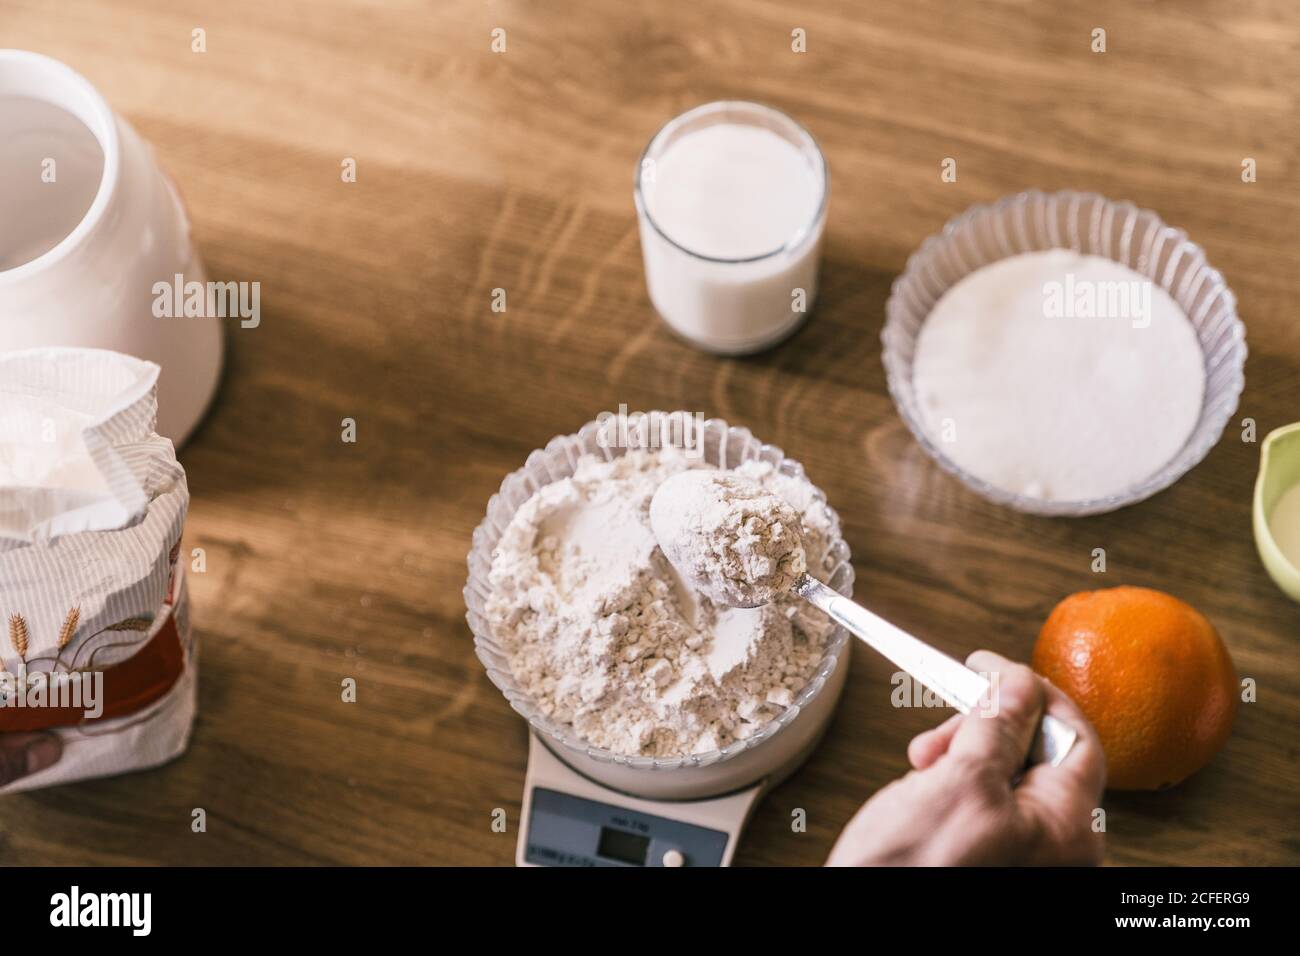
[650,469,808,608]
[651,469,1079,768]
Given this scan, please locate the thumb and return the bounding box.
[946,650,1045,778]
[0,733,62,787]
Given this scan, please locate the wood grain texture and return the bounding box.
[1,0,1297,866]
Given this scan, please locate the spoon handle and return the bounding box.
[792,575,1077,768]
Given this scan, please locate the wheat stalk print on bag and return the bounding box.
[7,602,157,686]
[104,618,155,632]
[6,609,159,672]
[56,606,81,652]
[7,614,30,661]
[0,349,197,793]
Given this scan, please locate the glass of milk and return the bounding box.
[634,101,829,355]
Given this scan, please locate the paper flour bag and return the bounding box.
[0,348,196,793]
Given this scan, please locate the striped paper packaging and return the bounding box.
[0,348,197,793]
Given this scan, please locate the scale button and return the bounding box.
[661,849,686,868]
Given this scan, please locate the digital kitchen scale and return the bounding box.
[517,734,764,867]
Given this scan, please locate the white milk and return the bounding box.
[635,102,827,354]
[912,250,1206,503]
[0,96,104,271]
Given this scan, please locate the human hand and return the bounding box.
[0,733,62,788]
[827,650,1106,866]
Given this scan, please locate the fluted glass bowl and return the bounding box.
[464,413,854,772]
[882,190,1247,516]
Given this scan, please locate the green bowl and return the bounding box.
[1253,422,1300,603]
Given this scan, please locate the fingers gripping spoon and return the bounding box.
[650,470,1078,769]
[791,575,1076,767]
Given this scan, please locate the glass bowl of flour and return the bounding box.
[882,190,1247,516]
[465,413,854,800]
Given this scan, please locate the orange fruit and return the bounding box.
[1032,586,1237,791]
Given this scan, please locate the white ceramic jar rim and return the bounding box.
[0,49,119,287]
[633,100,829,265]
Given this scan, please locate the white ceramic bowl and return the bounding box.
[882,190,1247,516]
[464,413,854,800]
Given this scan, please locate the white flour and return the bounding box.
[650,469,807,608]
[912,250,1205,502]
[485,448,836,757]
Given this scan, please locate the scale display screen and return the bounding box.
[597,826,650,865]
[525,788,729,867]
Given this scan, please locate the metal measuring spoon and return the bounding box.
[650,470,1077,768]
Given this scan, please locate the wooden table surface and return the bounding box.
[2,0,1298,866]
